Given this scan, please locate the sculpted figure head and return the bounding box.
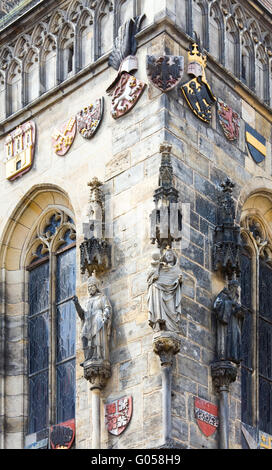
[87,274,101,296]
[161,248,177,266]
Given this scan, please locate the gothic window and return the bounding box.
[225,19,239,76]
[41,36,57,92]
[241,33,254,89]
[25,49,40,103]
[7,60,22,115]
[241,213,272,435]
[0,72,6,121]
[79,12,94,68]
[192,0,207,50]
[59,25,75,81]
[209,4,223,62]
[96,1,113,59]
[27,210,76,434]
[256,46,269,104]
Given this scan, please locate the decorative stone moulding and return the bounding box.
[213,177,241,280]
[80,178,111,276]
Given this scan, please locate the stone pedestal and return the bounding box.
[211,360,238,449]
[153,331,181,447]
[82,359,111,449]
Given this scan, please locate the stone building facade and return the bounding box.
[0,0,272,450]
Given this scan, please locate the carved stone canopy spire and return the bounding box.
[80,178,111,276]
[213,178,241,280]
[150,142,182,250]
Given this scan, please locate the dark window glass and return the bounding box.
[259,260,272,434]
[56,246,76,424]
[241,251,253,426]
[28,262,49,434]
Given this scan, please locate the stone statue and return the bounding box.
[73,274,112,364]
[147,248,183,332]
[213,280,244,364]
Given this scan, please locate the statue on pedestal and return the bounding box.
[147,248,183,333]
[73,274,112,364]
[213,279,244,364]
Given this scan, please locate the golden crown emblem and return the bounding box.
[188,42,207,69]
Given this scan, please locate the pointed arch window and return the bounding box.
[27,210,76,434]
[241,213,272,436]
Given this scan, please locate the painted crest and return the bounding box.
[76,98,104,139]
[107,72,146,119]
[50,419,75,449]
[181,41,216,123]
[245,123,266,164]
[146,55,184,92]
[194,397,219,437]
[217,98,240,141]
[5,121,35,181]
[105,396,132,435]
[259,430,272,449]
[52,117,77,156]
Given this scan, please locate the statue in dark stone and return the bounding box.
[213,280,244,364]
[73,274,112,364]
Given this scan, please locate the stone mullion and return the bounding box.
[48,250,57,428]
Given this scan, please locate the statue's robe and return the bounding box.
[147,262,182,332]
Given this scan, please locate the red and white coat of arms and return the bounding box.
[105,396,133,435]
[194,397,219,437]
[52,117,77,156]
[217,98,240,141]
[107,72,146,119]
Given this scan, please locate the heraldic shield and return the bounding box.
[182,77,216,123]
[146,55,184,92]
[76,98,104,139]
[217,98,240,141]
[245,123,266,164]
[194,397,219,437]
[107,72,146,119]
[50,419,75,449]
[52,117,77,156]
[5,120,35,181]
[105,396,133,435]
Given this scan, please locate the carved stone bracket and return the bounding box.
[83,359,111,391]
[213,178,241,280]
[211,360,238,392]
[153,331,181,367]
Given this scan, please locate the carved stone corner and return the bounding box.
[152,331,181,367]
[211,360,238,392]
[82,359,111,390]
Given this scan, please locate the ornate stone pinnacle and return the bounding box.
[220,177,235,193]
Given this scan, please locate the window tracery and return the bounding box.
[240,212,272,435]
[26,209,76,434]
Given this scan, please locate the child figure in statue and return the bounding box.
[147,247,183,333]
